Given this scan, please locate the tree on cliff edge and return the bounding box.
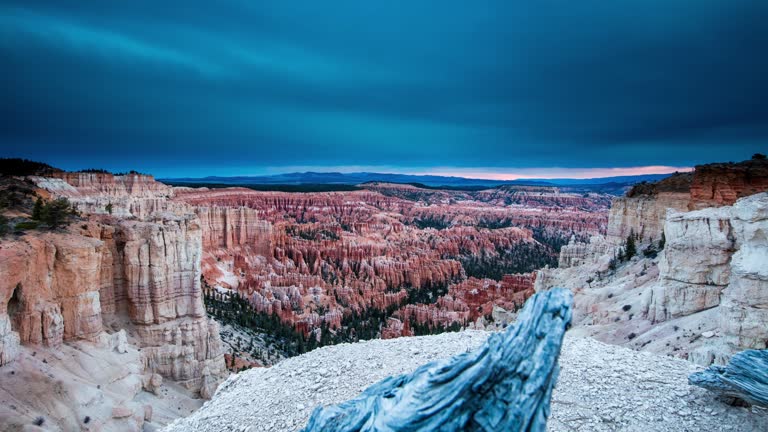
[625,231,637,261]
[32,197,44,220]
[43,198,77,229]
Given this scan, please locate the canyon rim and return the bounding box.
[2,1,768,431]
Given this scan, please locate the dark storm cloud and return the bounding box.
[1,0,766,176]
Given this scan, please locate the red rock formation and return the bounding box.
[689,158,768,209]
[2,173,227,399]
[173,185,604,339]
[195,206,272,254]
[606,158,768,244]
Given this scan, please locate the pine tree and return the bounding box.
[625,231,637,261]
[32,197,44,220]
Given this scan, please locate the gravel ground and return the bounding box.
[165,332,768,432]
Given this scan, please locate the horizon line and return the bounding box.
[161,165,694,181]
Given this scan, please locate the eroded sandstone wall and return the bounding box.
[1,172,226,397]
[649,206,734,321]
[195,205,273,254]
[30,173,188,219]
[718,193,768,352]
[606,192,690,245]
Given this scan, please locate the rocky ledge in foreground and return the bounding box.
[303,288,572,431]
[165,333,768,432]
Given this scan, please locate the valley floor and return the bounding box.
[165,332,768,432]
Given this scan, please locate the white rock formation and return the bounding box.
[650,205,733,321]
[537,192,768,365]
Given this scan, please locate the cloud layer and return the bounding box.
[2,1,767,176]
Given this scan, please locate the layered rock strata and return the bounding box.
[1,172,226,401]
[30,172,186,219]
[689,158,768,209]
[0,217,225,395]
[537,191,768,365]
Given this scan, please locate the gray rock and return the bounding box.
[689,349,768,407]
[301,288,573,432]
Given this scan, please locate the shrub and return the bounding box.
[32,197,44,220]
[627,332,637,340]
[33,417,45,426]
[0,215,9,236]
[622,304,632,312]
[642,244,658,258]
[14,221,40,230]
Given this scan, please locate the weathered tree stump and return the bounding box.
[689,349,768,407]
[302,288,573,432]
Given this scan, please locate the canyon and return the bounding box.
[0,156,766,431]
[172,182,607,354]
[0,166,610,430]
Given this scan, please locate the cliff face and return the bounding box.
[537,192,768,365]
[0,234,103,353]
[655,193,768,364]
[0,217,225,394]
[0,171,226,428]
[30,173,186,219]
[558,235,613,268]
[689,159,768,209]
[650,206,734,321]
[195,206,273,254]
[717,193,768,353]
[606,192,690,244]
[604,158,768,246]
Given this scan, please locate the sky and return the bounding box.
[1,1,767,179]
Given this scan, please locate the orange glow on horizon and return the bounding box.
[411,165,693,181]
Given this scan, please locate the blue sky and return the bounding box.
[1,1,766,178]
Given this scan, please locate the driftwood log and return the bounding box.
[689,349,768,407]
[302,288,573,432]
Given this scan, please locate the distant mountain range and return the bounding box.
[161,171,674,188]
